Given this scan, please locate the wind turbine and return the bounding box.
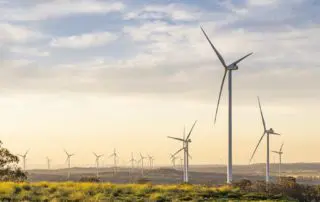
[272,143,284,180]
[179,157,183,171]
[93,152,103,178]
[147,155,154,169]
[201,27,253,184]
[129,152,135,176]
[46,157,51,170]
[170,154,178,168]
[109,148,118,175]
[250,97,280,183]
[168,120,197,183]
[18,149,29,171]
[64,149,74,180]
[139,153,147,176]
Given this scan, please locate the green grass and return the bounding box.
[0,182,293,201]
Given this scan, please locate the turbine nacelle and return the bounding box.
[266,128,280,135]
[227,64,239,70]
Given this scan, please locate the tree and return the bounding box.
[0,140,27,181]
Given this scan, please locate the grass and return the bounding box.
[0,182,294,201]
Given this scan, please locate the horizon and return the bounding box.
[1,0,319,169]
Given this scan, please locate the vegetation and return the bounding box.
[0,141,27,182]
[0,181,303,201]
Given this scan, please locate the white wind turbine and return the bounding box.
[272,143,284,179]
[64,149,75,180]
[93,152,103,178]
[250,97,280,183]
[18,149,29,171]
[46,157,51,170]
[201,27,253,184]
[168,120,197,183]
[147,154,154,169]
[170,154,178,168]
[109,148,118,175]
[138,153,147,176]
[129,152,135,176]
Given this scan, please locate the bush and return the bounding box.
[136,177,151,184]
[79,176,100,182]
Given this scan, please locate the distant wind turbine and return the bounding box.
[129,152,135,176]
[250,97,280,183]
[46,157,51,170]
[109,148,118,175]
[201,26,253,184]
[168,120,197,183]
[138,153,147,176]
[170,154,178,168]
[18,149,30,171]
[64,149,75,180]
[147,154,154,169]
[93,152,103,178]
[272,143,284,179]
[179,157,183,171]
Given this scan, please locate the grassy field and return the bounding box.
[0,182,293,201]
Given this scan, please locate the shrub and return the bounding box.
[79,176,100,182]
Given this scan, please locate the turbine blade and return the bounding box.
[257,97,267,131]
[272,151,279,154]
[230,52,253,65]
[25,149,30,156]
[167,136,184,142]
[271,132,281,136]
[214,70,227,124]
[200,26,227,68]
[173,147,184,157]
[249,132,266,163]
[186,120,197,140]
[188,152,192,160]
[183,126,185,140]
[280,143,284,152]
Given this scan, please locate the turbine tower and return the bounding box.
[46,157,51,170]
[168,120,197,183]
[250,97,280,183]
[272,143,284,180]
[64,149,74,180]
[93,152,103,178]
[109,148,118,175]
[201,27,253,184]
[18,149,29,171]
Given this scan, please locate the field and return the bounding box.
[0,182,291,201]
[26,163,320,185]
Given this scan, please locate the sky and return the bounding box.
[0,0,319,169]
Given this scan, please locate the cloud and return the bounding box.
[0,0,319,105]
[1,20,319,104]
[247,0,279,6]
[0,23,44,43]
[1,0,125,21]
[10,46,50,57]
[124,4,200,21]
[50,32,117,49]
